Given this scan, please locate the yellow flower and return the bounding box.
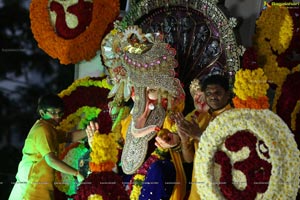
[130,174,146,200]
[111,29,118,35]
[90,132,118,165]
[88,194,104,200]
[256,6,293,54]
[194,109,300,199]
[233,68,269,100]
[254,6,294,113]
[58,77,112,97]
[58,107,101,132]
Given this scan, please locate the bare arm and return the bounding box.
[66,129,87,143]
[44,152,84,182]
[180,139,195,163]
[173,112,201,163]
[176,124,195,163]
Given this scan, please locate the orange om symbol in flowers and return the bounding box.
[50,0,93,39]
[214,131,272,200]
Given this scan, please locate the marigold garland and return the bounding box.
[58,77,112,98]
[233,68,269,109]
[29,0,120,64]
[130,174,146,200]
[254,5,295,114]
[89,161,116,173]
[73,130,128,199]
[129,148,168,200]
[57,75,111,155]
[233,68,269,100]
[87,194,103,200]
[232,96,269,109]
[55,75,114,197]
[58,106,101,132]
[89,131,119,172]
[263,56,290,87]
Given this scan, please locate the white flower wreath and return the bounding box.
[195,109,300,200]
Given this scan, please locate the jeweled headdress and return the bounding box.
[101,23,184,117]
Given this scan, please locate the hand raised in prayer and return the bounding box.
[172,112,202,141]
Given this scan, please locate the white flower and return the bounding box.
[194,109,300,200]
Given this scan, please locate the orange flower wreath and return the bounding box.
[29,0,119,65]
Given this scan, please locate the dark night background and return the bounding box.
[0,0,75,199]
[0,0,127,199]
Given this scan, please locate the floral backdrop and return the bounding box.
[249,1,300,147]
[26,0,300,199]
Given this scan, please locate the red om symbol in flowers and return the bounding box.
[50,0,93,39]
[214,131,272,200]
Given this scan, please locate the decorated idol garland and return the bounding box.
[194,68,300,199]
[29,0,119,64]
[73,128,129,200]
[54,76,127,197]
[53,75,129,199]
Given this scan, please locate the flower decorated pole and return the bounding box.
[54,76,129,198]
[53,73,128,199]
[73,129,129,200]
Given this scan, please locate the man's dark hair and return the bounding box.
[201,74,230,91]
[37,93,64,112]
